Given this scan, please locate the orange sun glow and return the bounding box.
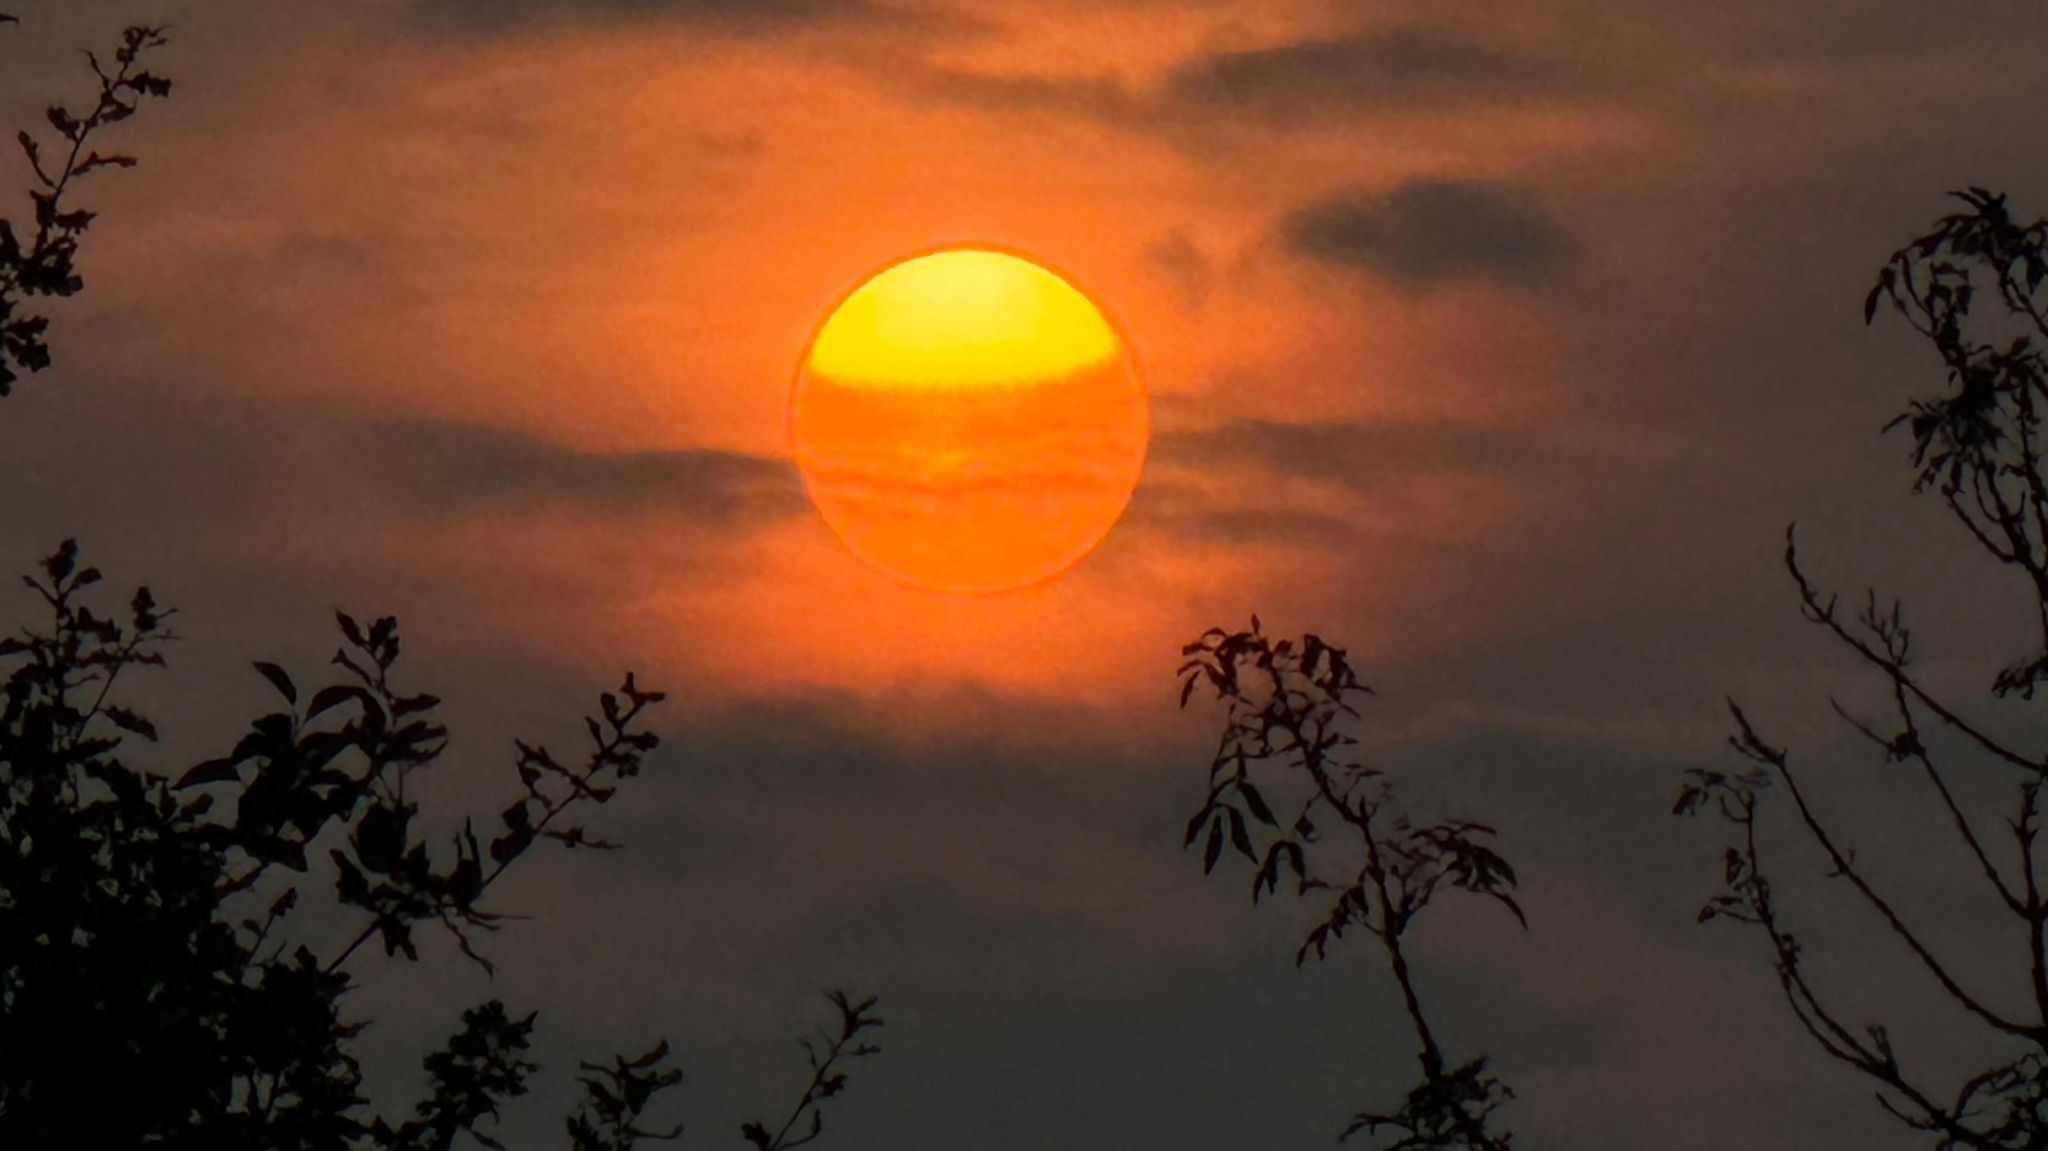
[791,249,1150,594]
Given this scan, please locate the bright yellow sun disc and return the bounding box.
[792,249,1149,594]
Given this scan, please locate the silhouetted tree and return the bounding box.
[0,19,884,1149]
[0,542,885,1148]
[1179,620,1523,1149]
[1,16,170,396]
[1677,188,2048,1147]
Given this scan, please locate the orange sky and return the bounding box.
[3,0,2040,731]
[35,2,1627,715]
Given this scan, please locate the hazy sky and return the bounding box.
[6,2,2048,1147]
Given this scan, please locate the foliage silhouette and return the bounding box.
[1676,188,2048,1147]
[1179,619,1521,1149]
[0,541,885,1148]
[0,16,170,396]
[738,991,885,1151]
[0,21,884,1150]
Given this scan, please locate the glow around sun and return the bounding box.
[792,249,1149,594]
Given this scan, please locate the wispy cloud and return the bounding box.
[1280,178,1573,289]
[357,418,805,524]
[1136,230,1214,315]
[1124,480,1360,545]
[1153,414,1555,494]
[414,0,937,37]
[899,26,1599,135]
[1162,28,1594,121]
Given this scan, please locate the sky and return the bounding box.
[5,1,2048,1147]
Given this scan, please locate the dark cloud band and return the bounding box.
[1165,28,1589,119]
[1281,178,1573,288]
[416,0,897,36]
[902,27,1596,134]
[364,418,806,525]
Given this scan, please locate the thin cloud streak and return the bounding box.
[412,0,936,37]
[1162,27,1598,120]
[360,418,807,524]
[896,25,1606,135]
[1280,178,1575,289]
[1152,414,1560,495]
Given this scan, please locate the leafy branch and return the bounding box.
[568,1040,685,1151]
[1,21,170,395]
[1680,188,2048,1148]
[741,991,885,1151]
[1180,619,1519,1149]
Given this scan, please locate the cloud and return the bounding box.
[1123,481,1359,546]
[414,0,915,36]
[1136,230,1214,314]
[1153,415,1552,495]
[357,418,806,525]
[1162,27,1591,121]
[899,27,1595,134]
[907,62,1143,122]
[0,379,805,553]
[1126,414,1562,547]
[1280,178,1573,288]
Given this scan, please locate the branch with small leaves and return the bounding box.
[741,992,885,1151]
[160,602,665,975]
[1,23,170,396]
[365,1000,539,1151]
[1342,1058,1515,1151]
[219,610,665,977]
[1681,190,2048,1149]
[567,1040,685,1151]
[1866,188,2048,694]
[0,542,369,1146]
[0,541,883,1149]
[0,538,172,757]
[1179,618,1518,1150]
[1675,748,2004,1148]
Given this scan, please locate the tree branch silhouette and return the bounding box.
[566,1038,685,1151]
[1679,188,2048,1147]
[0,24,887,1144]
[1179,619,1521,1149]
[0,541,888,1148]
[740,991,886,1151]
[1,19,170,396]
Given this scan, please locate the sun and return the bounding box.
[791,248,1149,594]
